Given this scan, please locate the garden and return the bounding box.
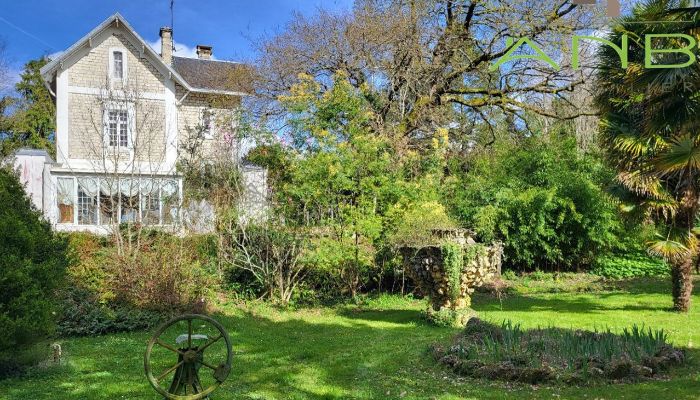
[3,0,700,399]
[1,277,699,399]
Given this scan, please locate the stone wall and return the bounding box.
[68,32,165,92]
[401,236,502,312]
[68,93,165,162]
[65,31,168,163]
[176,85,241,163]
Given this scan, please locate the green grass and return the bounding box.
[2,277,699,399]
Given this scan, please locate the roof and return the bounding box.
[172,57,253,93]
[16,148,51,156]
[15,148,52,157]
[40,13,249,97]
[14,148,54,162]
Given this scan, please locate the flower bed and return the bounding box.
[431,318,686,384]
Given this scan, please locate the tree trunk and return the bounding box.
[671,201,697,313]
[672,256,693,312]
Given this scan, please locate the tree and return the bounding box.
[0,39,10,93]
[446,132,619,271]
[595,0,700,311]
[254,0,601,151]
[0,40,15,152]
[0,167,67,374]
[1,57,56,156]
[277,73,397,297]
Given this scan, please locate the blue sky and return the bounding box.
[0,0,353,90]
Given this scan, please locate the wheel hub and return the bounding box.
[183,349,199,363]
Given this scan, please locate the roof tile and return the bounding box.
[172,56,252,94]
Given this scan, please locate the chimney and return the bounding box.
[160,27,173,65]
[196,45,212,60]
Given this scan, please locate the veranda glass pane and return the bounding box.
[162,179,180,225]
[77,177,98,225]
[99,178,119,225]
[140,179,160,225]
[119,178,140,224]
[57,177,74,224]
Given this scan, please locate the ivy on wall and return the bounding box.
[441,243,463,303]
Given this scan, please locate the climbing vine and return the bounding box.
[441,243,463,303]
[463,244,486,267]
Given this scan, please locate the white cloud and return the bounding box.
[146,39,216,60]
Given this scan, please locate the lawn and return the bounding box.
[2,277,699,400]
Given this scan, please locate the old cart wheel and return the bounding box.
[144,314,233,400]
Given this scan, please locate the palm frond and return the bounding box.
[654,135,700,175]
[647,226,698,262]
[616,171,673,200]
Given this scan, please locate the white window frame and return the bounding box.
[140,185,162,225]
[108,47,128,82]
[103,102,135,150]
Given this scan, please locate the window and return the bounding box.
[57,178,74,224]
[54,176,181,226]
[201,108,213,139]
[161,179,180,225]
[119,179,139,224]
[99,178,118,225]
[107,109,129,147]
[112,51,123,79]
[140,180,160,225]
[77,178,98,225]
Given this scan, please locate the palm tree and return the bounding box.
[596,0,700,311]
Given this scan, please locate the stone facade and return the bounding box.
[176,86,241,162]
[67,33,165,92]
[64,31,169,164]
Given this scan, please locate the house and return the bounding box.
[13,13,266,233]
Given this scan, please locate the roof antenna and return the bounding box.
[170,0,175,53]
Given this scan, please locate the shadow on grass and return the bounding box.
[473,293,671,313]
[336,307,425,325]
[602,275,700,296]
[473,275,700,314]
[3,304,700,400]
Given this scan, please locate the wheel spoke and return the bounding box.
[199,359,218,371]
[156,338,183,355]
[198,334,222,352]
[188,319,193,349]
[156,361,183,382]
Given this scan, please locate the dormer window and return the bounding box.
[109,47,127,82]
[112,51,123,79]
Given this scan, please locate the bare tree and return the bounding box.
[253,0,604,149]
[64,71,179,254]
[0,39,10,94]
[218,216,306,304]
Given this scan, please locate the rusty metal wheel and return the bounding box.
[144,314,232,400]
